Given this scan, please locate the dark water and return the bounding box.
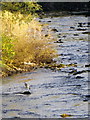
[1,15,89,118]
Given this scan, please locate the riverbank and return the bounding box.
[39,10,89,19]
[39,11,70,18]
[2,63,37,78]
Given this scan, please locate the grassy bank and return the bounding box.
[1,8,57,77]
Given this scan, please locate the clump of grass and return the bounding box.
[1,11,57,77]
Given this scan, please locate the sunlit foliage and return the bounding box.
[1,2,57,77]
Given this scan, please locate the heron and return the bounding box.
[24,82,30,90]
[22,82,31,95]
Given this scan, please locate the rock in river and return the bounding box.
[54,39,63,43]
[21,91,31,95]
[51,28,58,32]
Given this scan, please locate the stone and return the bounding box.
[78,23,83,27]
[74,34,79,36]
[76,76,84,79]
[51,28,58,32]
[85,64,90,67]
[21,91,31,95]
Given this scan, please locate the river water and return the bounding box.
[1,15,89,118]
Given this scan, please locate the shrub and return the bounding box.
[1,9,57,76]
[13,19,57,65]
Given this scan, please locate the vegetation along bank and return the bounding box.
[1,2,57,77]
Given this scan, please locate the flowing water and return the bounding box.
[1,15,89,118]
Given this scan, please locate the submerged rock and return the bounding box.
[73,70,90,75]
[85,95,90,98]
[21,91,31,95]
[75,85,81,87]
[54,39,63,43]
[78,22,83,27]
[77,28,87,31]
[74,34,79,36]
[83,99,88,102]
[51,28,58,32]
[82,32,90,34]
[70,26,75,29]
[83,95,90,102]
[85,64,90,67]
[2,90,31,95]
[63,35,66,38]
[76,76,84,79]
[47,20,51,22]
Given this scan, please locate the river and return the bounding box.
[1,15,89,118]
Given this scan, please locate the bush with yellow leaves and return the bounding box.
[1,10,57,76]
